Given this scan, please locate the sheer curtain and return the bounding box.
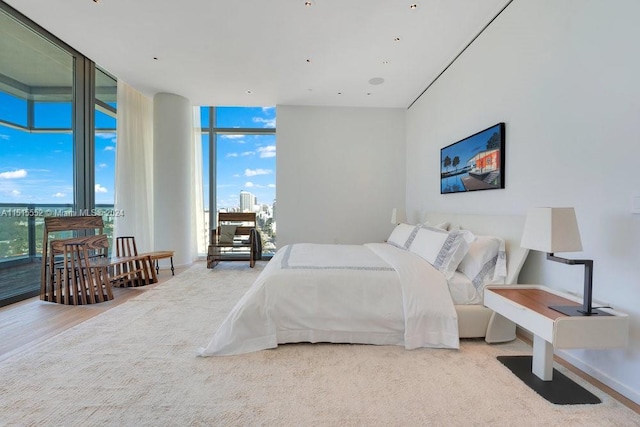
[192,107,206,257]
[113,81,154,252]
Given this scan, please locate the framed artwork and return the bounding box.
[440,122,505,194]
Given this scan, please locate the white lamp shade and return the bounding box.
[391,208,406,225]
[520,207,583,253]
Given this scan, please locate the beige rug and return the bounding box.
[1,262,638,426]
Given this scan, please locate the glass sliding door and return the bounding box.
[0,8,75,305]
[0,4,114,306]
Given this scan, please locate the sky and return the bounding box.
[0,93,276,210]
[201,106,276,210]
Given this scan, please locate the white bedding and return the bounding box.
[198,242,459,356]
[447,272,481,305]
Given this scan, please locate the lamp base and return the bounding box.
[548,305,612,317]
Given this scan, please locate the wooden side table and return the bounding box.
[484,285,628,404]
[142,251,175,276]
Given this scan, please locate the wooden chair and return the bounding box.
[48,235,113,305]
[207,212,257,268]
[41,217,158,303]
[111,236,157,287]
[41,216,105,302]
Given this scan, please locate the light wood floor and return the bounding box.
[0,264,189,363]
[1,263,638,414]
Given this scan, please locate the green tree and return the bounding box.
[486,132,500,150]
[443,156,452,171]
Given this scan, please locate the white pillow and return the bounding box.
[218,224,237,244]
[386,223,417,249]
[408,226,475,279]
[423,221,450,231]
[457,235,507,290]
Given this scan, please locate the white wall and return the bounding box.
[405,0,640,403]
[277,105,405,247]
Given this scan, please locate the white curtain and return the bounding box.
[192,107,206,256]
[113,81,154,252]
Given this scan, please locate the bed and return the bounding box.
[198,213,529,357]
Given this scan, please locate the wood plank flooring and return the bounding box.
[0,263,188,363]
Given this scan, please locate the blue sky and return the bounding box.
[201,106,276,210]
[0,94,275,210]
[0,92,117,205]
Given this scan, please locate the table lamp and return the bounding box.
[520,207,608,316]
[390,208,406,225]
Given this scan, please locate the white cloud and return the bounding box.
[244,182,255,188]
[95,184,108,193]
[96,133,117,144]
[53,192,66,198]
[221,135,245,143]
[241,151,254,157]
[253,117,276,128]
[104,146,115,151]
[226,153,239,158]
[268,184,276,188]
[258,145,276,158]
[0,134,9,141]
[11,189,20,196]
[96,132,116,140]
[98,163,108,169]
[0,169,27,179]
[245,168,272,177]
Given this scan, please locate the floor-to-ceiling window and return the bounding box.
[0,3,115,306]
[94,68,117,241]
[201,106,276,257]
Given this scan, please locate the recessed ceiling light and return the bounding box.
[368,77,384,85]
[410,4,418,9]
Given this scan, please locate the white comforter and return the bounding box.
[198,243,459,356]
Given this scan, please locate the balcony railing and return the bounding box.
[0,203,116,267]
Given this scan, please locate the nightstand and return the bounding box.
[484,285,629,404]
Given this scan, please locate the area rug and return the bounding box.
[1,262,638,426]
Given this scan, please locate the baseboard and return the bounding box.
[556,349,640,406]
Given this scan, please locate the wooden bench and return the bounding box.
[207,212,257,268]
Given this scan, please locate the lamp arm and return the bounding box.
[547,253,594,314]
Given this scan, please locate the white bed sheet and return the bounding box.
[448,271,482,305]
[198,243,459,356]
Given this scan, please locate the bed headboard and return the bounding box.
[424,212,529,285]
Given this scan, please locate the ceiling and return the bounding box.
[4,0,510,108]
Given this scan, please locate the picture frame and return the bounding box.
[440,122,505,194]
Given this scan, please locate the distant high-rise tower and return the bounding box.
[240,191,255,212]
